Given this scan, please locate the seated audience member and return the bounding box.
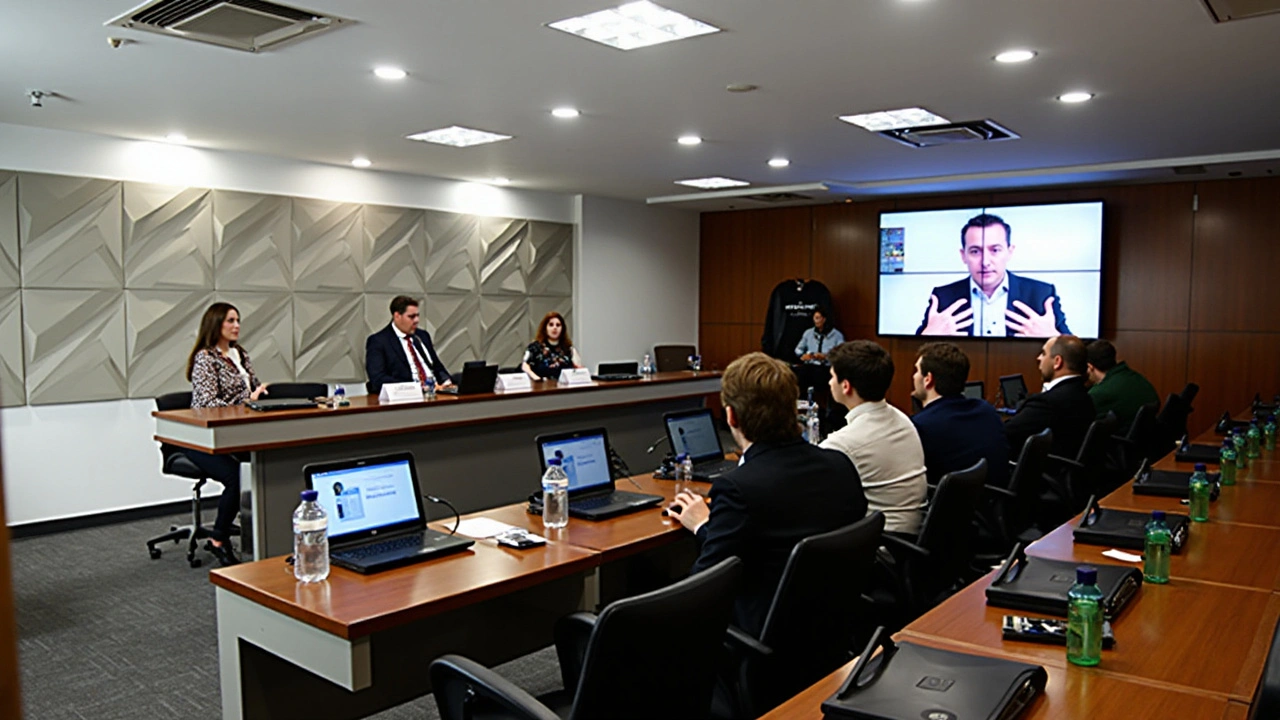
[794,306,845,366]
[1085,339,1160,429]
[820,340,929,536]
[1004,335,1096,459]
[365,295,454,394]
[909,342,1010,488]
[184,302,271,566]
[667,352,866,636]
[521,311,582,381]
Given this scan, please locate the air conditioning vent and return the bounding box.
[879,119,1020,149]
[1201,0,1280,22]
[106,0,347,53]
[742,192,813,203]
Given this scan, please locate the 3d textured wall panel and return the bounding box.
[294,292,366,382]
[480,218,531,296]
[363,205,425,294]
[0,172,18,288]
[219,292,294,383]
[424,292,484,372]
[213,190,292,292]
[18,174,123,289]
[425,211,480,295]
[23,289,127,404]
[294,199,364,292]
[123,183,214,290]
[527,221,573,297]
[0,288,24,406]
[125,289,212,398]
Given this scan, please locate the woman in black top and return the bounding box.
[521,311,583,381]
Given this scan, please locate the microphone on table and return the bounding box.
[646,435,669,454]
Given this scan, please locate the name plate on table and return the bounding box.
[558,368,594,386]
[379,382,424,404]
[496,373,533,393]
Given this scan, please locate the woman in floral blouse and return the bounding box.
[521,311,583,381]
[182,302,270,565]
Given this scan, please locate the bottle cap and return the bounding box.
[1076,566,1098,585]
[676,453,688,462]
[301,489,318,502]
[547,457,561,466]
[1151,510,1166,522]
[1194,463,1207,472]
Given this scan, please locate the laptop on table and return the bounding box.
[663,408,739,480]
[304,452,474,574]
[534,428,663,520]
[247,397,319,411]
[593,361,642,382]
[998,374,1029,415]
[963,380,985,401]
[439,362,500,395]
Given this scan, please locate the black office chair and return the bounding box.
[1152,392,1191,462]
[1041,413,1118,526]
[719,512,885,719]
[1179,382,1200,408]
[1110,402,1159,479]
[429,557,743,720]
[977,429,1053,562]
[265,382,328,399]
[1249,616,1280,719]
[145,391,237,568]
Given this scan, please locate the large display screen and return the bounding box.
[877,202,1103,339]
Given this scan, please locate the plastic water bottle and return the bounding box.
[1220,439,1237,486]
[641,353,654,377]
[1066,566,1104,667]
[804,387,821,444]
[541,458,569,529]
[1265,415,1277,452]
[1188,463,1211,523]
[334,384,349,407]
[293,490,329,583]
[674,452,694,494]
[1143,510,1171,584]
[1247,421,1262,460]
[1233,429,1249,470]
[423,376,436,400]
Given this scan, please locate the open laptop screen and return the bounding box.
[1000,374,1029,407]
[308,457,422,541]
[963,381,985,401]
[665,410,725,464]
[538,431,613,492]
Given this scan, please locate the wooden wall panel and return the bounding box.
[1097,184,1196,332]
[745,207,813,323]
[812,202,888,329]
[1190,178,1280,332]
[1187,332,1280,435]
[1109,330,1189,407]
[699,211,751,324]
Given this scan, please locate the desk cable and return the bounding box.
[426,495,461,535]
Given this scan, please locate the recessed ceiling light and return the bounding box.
[405,126,513,147]
[675,176,749,189]
[677,135,702,146]
[490,176,511,185]
[838,107,950,132]
[1058,91,1095,103]
[994,49,1036,63]
[164,132,188,144]
[351,157,372,168]
[373,66,407,80]
[768,158,790,168]
[551,107,581,119]
[548,1,721,51]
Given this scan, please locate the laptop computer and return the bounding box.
[963,380,985,401]
[439,363,500,395]
[663,409,739,480]
[533,428,662,520]
[304,452,474,574]
[246,397,319,411]
[997,374,1028,415]
[654,345,695,373]
[593,361,642,382]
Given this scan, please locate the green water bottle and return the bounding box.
[1188,463,1211,522]
[1247,421,1262,460]
[1143,510,1171,584]
[1264,415,1276,452]
[1067,566,1105,667]
[1233,429,1249,470]
[1219,439,1237,486]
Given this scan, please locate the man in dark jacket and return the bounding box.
[1086,339,1160,430]
[910,342,1010,488]
[364,295,454,394]
[1004,335,1096,459]
[667,352,866,637]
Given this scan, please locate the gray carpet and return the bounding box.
[13,512,564,719]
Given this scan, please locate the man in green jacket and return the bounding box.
[1085,339,1160,430]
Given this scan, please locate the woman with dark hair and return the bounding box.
[521,311,583,381]
[182,302,270,565]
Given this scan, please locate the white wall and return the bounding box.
[0,124,698,526]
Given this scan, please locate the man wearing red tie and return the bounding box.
[365,295,455,395]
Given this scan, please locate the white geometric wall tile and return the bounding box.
[479,218,531,296]
[213,191,292,292]
[423,293,483,372]
[293,199,364,292]
[363,205,425,294]
[217,292,294,383]
[527,222,573,297]
[425,211,480,294]
[18,174,123,289]
[294,293,365,383]
[23,289,127,404]
[363,293,398,338]
[123,183,214,290]
[0,289,24,406]
[0,172,17,288]
[480,296,531,369]
[125,289,213,398]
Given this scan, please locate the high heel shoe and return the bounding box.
[207,540,240,567]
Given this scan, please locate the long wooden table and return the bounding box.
[156,371,720,558]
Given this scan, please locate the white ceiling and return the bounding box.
[2,0,1280,204]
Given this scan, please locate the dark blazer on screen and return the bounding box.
[916,271,1071,337]
[365,324,452,394]
[1003,376,1096,460]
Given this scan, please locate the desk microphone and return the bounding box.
[646,435,669,454]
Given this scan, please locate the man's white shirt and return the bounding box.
[969,273,1010,337]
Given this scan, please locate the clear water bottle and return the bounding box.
[641,353,654,377]
[293,489,329,583]
[1265,415,1277,452]
[334,384,349,407]
[674,452,694,494]
[1247,421,1262,460]
[804,387,821,444]
[423,376,436,400]
[1233,428,1249,469]
[1188,463,1211,523]
[1220,439,1237,486]
[541,458,569,529]
[688,354,702,372]
[1066,566,1104,667]
[1143,510,1171,584]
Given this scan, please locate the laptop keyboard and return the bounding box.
[334,533,423,560]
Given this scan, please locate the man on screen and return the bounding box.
[916,213,1071,338]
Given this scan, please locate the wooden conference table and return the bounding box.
[155,370,720,559]
[764,416,1279,719]
[210,474,711,720]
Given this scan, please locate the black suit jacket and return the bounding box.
[916,271,1071,336]
[1003,376,1096,460]
[912,395,1010,489]
[364,324,452,394]
[690,438,867,637]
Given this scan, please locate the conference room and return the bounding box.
[2,1,1280,718]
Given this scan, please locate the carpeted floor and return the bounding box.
[12,512,563,719]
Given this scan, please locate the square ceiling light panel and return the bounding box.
[548,1,721,51]
[675,177,750,189]
[405,126,513,147]
[839,107,951,132]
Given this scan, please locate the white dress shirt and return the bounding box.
[820,400,929,535]
[395,327,434,383]
[1040,373,1080,393]
[970,273,1010,337]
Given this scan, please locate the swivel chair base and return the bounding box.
[145,478,239,568]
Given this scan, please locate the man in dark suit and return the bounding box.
[667,352,866,637]
[1004,335,1096,459]
[364,295,454,394]
[910,342,1009,488]
[916,213,1071,338]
